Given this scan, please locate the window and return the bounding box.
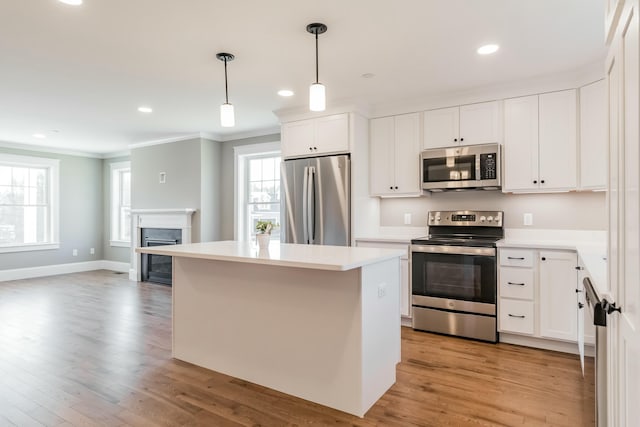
[0,153,59,253]
[234,142,281,242]
[110,161,131,246]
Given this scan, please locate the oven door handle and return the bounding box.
[411,245,495,256]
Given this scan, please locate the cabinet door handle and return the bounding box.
[389,186,393,190]
[395,186,398,190]
[313,146,318,150]
[578,302,584,309]
[508,314,526,318]
[507,256,525,260]
[576,289,583,293]
[507,282,525,286]
[541,179,545,184]
[454,138,457,142]
[533,180,538,184]
[460,137,464,142]
[575,266,584,270]
[541,257,546,261]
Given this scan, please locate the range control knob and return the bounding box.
[480,216,486,222]
[435,216,441,222]
[487,216,494,222]
[429,216,434,222]
[494,217,500,222]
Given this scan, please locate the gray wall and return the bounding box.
[220,134,281,240]
[200,139,222,242]
[131,137,225,243]
[380,191,606,230]
[102,155,131,263]
[0,146,104,270]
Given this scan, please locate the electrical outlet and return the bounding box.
[377,283,387,298]
[404,213,412,225]
[90,248,95,255]
[72,249,78,256]
[524,213,533,226]
[159,172,166,184]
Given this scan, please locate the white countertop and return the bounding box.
[136,240,404,272]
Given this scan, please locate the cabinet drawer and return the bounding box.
[355,240,409,259]
[499,249,535,267]
[499,299,534,335]
[499,267,534,300]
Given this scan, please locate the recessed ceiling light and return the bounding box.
[477,44,499,55]
[33,133,46,139]
[361,73,375,79]
[59,0,83,5]
[277,89,294,97]
[138,106,153,113]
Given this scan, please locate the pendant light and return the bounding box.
[216,52,235,127]
[306,23,327,112]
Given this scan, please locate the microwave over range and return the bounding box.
[421,143,501,191]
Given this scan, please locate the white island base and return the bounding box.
[153,242,402,418]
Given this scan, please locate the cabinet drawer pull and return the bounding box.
[507,282,525,286]
[507,256,525,260]
[508,314,526,319]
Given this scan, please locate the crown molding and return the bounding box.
[216,127,281,142]
[127,134,204,150]
[0,140,104,158]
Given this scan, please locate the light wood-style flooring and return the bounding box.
[0,270,594,426]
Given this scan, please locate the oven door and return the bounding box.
[411,245,497,315]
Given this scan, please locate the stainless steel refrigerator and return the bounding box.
[281,154,350,246]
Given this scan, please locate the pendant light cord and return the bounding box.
[315,33,319,84]
[224,58,229,104]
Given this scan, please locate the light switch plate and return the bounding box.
[404,213,412,225]
[524,213,533,226]
[159,172,166,184]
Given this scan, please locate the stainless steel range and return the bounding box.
[411,210,504,342]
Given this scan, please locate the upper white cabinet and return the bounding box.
[579,80,607,190]
[281,113,349,159]
[423,101,500,149]
[370,113,421,197]
[503,89,577,192]
[538,250,578,342]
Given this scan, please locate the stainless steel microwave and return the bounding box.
[421,143,501,191]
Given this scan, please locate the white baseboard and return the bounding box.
[129,268,137,281]
[499,333,594,356]
[0,260,131,282]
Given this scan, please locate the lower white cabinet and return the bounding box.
[355,239,410,317]
[538,250,579,341]
[498,248,579,346]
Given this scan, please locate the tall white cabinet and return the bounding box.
[503,90,577,192]
[369,113,421,197]
[579,79,607,190]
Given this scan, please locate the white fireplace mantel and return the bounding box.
[129,208,197,281]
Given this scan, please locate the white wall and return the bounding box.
[380,191,606,230]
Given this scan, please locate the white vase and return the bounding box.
[256,233,270,250]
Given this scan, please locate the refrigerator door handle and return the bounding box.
[302,166,309,244]
[308,166,316,244]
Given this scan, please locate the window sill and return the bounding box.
[110,240,131,248]
[0,243,60,254]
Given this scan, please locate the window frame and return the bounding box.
[109,161,131,247]
[233,141,280,242]
[0,153,60,253]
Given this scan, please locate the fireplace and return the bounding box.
[129,208,196,283]
[141,228,182,285]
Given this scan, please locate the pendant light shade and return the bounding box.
[216,52,235,127]
[307,23,327,112]
[220,103,235,127]
[309,83,326,112]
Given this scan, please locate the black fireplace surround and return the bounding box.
[141,228,182,285]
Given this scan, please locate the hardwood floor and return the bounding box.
[0,270,594,426]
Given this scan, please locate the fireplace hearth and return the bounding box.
[141,228,182,285]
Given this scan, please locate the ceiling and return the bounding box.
[0,0,605,155]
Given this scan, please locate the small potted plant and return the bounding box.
[255,220,276,249]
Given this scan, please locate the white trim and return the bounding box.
[499,333,594,356]
[130,208,197,214]
[0,243,60,253]
[128,134,203,150]
[0,260,131,282]
[109,240,130,248]
[233,141,281,241]
[217,127,281,142]
[0,140,104,159]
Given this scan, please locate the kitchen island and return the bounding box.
[136,240,403,417]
